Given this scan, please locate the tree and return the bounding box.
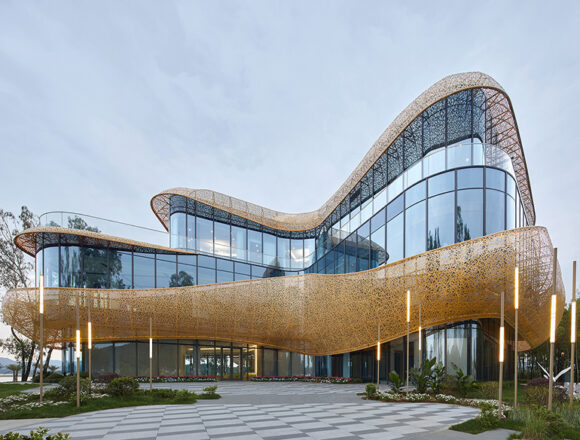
[6,363,20,381]
[0,206,50,381]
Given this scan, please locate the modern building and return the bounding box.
[3,72,565,382]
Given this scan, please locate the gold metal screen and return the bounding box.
[3,227,563,355]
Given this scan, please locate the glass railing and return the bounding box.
[39,211,169,247]
[331,142,515,238]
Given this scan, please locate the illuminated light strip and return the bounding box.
[418,325,422,351]
[88,322,92,350]
[39,275,44,314]
[406,290,410,323]
[550,294,557,343]
[514,267,519,310]
[75,330,81,359]
[571,301,576,343]
[499,326,505,362]
[149,337,153,359]
[377,341,380,361]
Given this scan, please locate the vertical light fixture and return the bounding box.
[87,297,92,385]
[39,275,44,403]
[406,290,410,395]
[75,299,80,409]
[514,266,519,408]
[149,316,153,392]
[418,303,422,369]
[570,261,576,410]
[548,247,557,410]
[498,290,505,419]
[376,323,380,390]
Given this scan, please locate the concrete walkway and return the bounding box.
[0,381,516,439]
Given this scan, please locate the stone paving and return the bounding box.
[1,381,482,439]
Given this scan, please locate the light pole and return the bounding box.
[87,297,92,385]
[548,248,557,411]
[75,300,80,408]
[498,291,505,419]
[377,323,380,390]
[39,275,44,403]
[418,303,422,369]
[570,261,576,411]
[514,266,519,408]
[406,290,410,395]
[149,316,153,392]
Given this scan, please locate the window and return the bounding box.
[277,237,290,268]
[371,208,385,233]
[213,222,230,257]
[156,254,176,288]
[196,217,214,253]
[110,250,132,289]
[405,201,426,257]
[486,168,505,191]
[263,233,276,266]
[386,213,403,263]
[303,238,315,268]
[428,171,454,197]
[248,230,262,264]
[387,194,404,221]
[231,226,246,260]
[447,143,472,169]
[133,253,155,289]
[291,239,304,269]
[457,189,483,241]
[170,213,186,249]
[60,246,82,288]
[83,248,108,289]
[177,254,196,286]
[428,192,455,250]
[370,225,386,267]
[405,181,425,208]
[485,189,505,234]
[198,267,216,285]
[457,168,483,189]
[506,195,515,230]
[187,214,195,249]
[424,148,445,177]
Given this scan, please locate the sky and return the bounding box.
[1,1,579,359]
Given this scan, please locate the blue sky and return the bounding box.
[1,1,579,346]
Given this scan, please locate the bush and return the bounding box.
[452,364,474,397]
[202,385,217,395]
[524,383,566,406]
[388,371,403,393]
[477,403,498,430]
[478,381,498,399]
[365,383,377,398]
[96,372,120,384]
[527,377,549,387]
[55,376,91,399]
[79,372,89,379]
[0,427,70,439]
[410,357,437,393]
[105,377,139,397]
[174,390,197,403]
[430,361,446,394]
[45,373,64,384]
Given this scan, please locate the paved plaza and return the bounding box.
[1,382,483,439]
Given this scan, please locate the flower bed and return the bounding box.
[0,392,104,414]
[371,390,511,412]
[250,376,359,384]
[133,376,217,383]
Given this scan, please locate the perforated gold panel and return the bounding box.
[151,72,535,232]
[2,227,563,355]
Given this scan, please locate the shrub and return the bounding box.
[478,403,499,430]
[45,373,64,384]
[0,427,70,439]
[56,376,91,399]
[202,385,218,395]
[79,372,89,379]
[388,371,403,393]
[174,389,197,403]
[526,377,549,387]
[478,381,498,399]
[524,383,566,406]
[105,377,139,397]
[365,383,377,398]
[410,357,437,393]
[430,361,446,394]
[452,364,475,397]
[96,372,120,384]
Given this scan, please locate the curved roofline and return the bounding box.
[151,72,535,232]
[15,226,196,257]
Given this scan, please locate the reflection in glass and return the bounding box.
[506,195,515,230]
[485,189,505,234]
[248,230,262,264]
[60,246,82,288]
[386,213,403,263]
[196,217,214,253]
[457,189,483,242]
[83,248,108,288]
[370,225,386,268]
[231,226,247,260]
[214,222,230,257]
[187,214,195,249]
[110,251,132,289]
[447,143,471,169]
[277,237,290,268]
[134,253,155,288]
[428,171,454,197]
[303,238,315,268]
[291,239,304,269]
[485,168,505,191]
[156,254,176,288]
[405,181,426,208]
[177,254,196,286]
[198,267,216,285]
[457,168,483,189]
[428,192,454,250]
[405,201,426,257]
[424,148,445,177]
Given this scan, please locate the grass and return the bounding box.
[450,418,523,434]
[0,383,38,399]
[464,380,526,404]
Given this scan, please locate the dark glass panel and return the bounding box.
[357,238,370,271]
[177,254,196,286]
[386,213,404,263]
[92,343,113,375]
[133,253,155,289]
[60,246,82,288]
[485,189,505,234]
[457,168,483,189]
[405,181,426,208]
[110,250,132,289]
[428,192,455,250]
[115,342,136,377]
[156,254,176,288]
[405,200,426,257]
[335,242,345,274]
[428,171,455,197]
[486,168,505,191]
[457,189,483,242]
[345,234,357,273]
[159,343,178,376]
[83,248,108,289]
[198,267,216,285]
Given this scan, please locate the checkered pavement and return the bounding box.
[2,401,479,440]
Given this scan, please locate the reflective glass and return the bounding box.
[197,255,215,269]
[291,239,304,269]
[370,225,386,267]
[457,189,483,241]
[83,248,108,288]
[198,267,216,285]
[357,238,369,271]
[424,148,445,177]
[428,171,454,197]
[115,342,136,377]
[388,175,404,202]
[373,188,387,213]
[370,208,385,233]
[358,220,370,239]
[360,199,373,224]
[60,246,82,288]
[234,273,250,281]
[485,189,505,234]
[447,143,472,169]
[506,175,516,198]
[387,194,404,222]
[216,259,233,272]
[248,230,262,264]
[457,168,483,189]
[170,213,186,249]
[303,238,315,268]
[196,217,214,253]
[156,254,176,288]
[486,168,505,191]
[405,161,422,187]
[263,233,276,266]
[234,262,250,275]
[231,226,247,260]
[335,243,345,274]
[345,235,357,273]
[405,200,426,257]
[159,343,178,376]
[214,222,230,257]
[133,253,155,289]
[506,195,515,230]
[277,237,290,268]
[217,270,234,283]
[187,214,195,249]
[405,181,426,208]
[92,343,113,375]
[428,192,455,250]
[447,326,467,374]
[472,142,484,165]
[177,254,196,286]
[386,213,403,263]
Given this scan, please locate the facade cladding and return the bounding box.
[9,73,560,383]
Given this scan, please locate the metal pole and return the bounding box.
[88,297,92,385]
[76,298,80,408]
[498,290,505,419]
[418,304,422,369]
[39,275,44,403]
[548,248,557,411]
[514,266,519,408]
[570,261,576,410]
[149,316,153,392]
[406,290,410,395]
[377,323,380,390]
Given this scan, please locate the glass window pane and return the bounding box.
[486,168,505,191]
[345,235,357,273]
[277,237,290,268]
[60,246,82,288]
[506,195,515,230]
[486,189,505,234]
[457,168,483,189]
[187,214,195,249]
[196,217,214,253]
[358,221,370,239]
[110,250,132,289]
[197,255,215,269]
[428,192,455,250]
[235,273,250,281]
[424,148,446,177]
[217,270,233,283]
[388,174,404,202]
[371,208,385,233]
[170,213,186,249]
[291,239,304,269]
[373,188,387,213]
[115,342,136,377]
[156,254,176,288]
[405,161,422,187]
[133,253,155,289]
[234,262,250,275]
[177,254,196,286]
[447,143,472,169]
[83,248,108,288]
[387,194,404,222]
[457,189,483,241]
[159,343,178,376]
[370,225,386,267]
[216,259,233,272]
[303,238,315,268]
[335,243,345,274]
[231,226,246,260]
[405,200,426,257]
[428,171,455,197]
[506,175,516,198]
[248,230,262,264]
[263,233,276,266]
[405,181,426,208]
[198,267,216,285]
[92,343,113,375]
[214,222,230,257]
[472,142,484,165]
[386,213,403,264]
[357,238,369,271]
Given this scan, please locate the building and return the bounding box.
[2,72,565,382]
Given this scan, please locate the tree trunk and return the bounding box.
[43,347,53,375]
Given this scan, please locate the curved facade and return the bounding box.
[2,72,564,381]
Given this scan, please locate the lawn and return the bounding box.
[0,383,38,399]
